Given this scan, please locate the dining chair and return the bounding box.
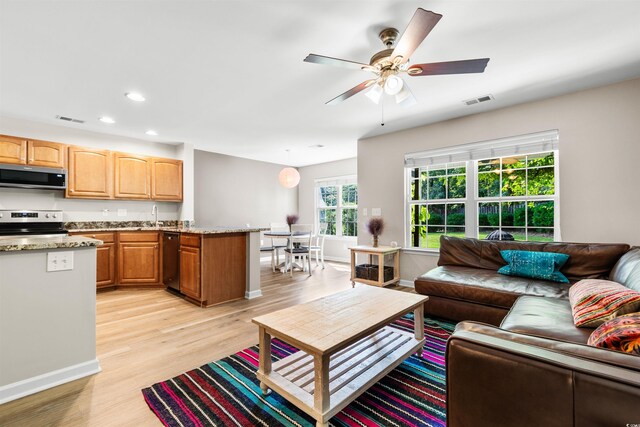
[270,222,289,268]
[284,223,313,277]
[259,232,276,272]
[309,223,327,269]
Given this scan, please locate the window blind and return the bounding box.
[404,130,559,168]
[315,174,357,187]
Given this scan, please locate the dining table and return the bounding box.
[263,230,312,273]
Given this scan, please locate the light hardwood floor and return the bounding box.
[0,261,413,426]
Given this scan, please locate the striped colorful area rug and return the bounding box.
[142,314,455,427]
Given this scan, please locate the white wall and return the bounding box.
[193,149,297,228]
[358,77,640,282]
[298,158,357,262]
[0,115,182,222]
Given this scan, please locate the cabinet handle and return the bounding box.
[154,245,158,249]
[91,235,96,238]
[70,189,75,193]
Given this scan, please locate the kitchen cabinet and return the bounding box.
[179,244,201,299]
[178,233,246,307]
[0,135,66,168]
[117,232,160,285]
[27,140,66,168]
[67,146,114,198]
[151,158,183,201]
[114,153,151,199]
[70,232,116,289]
[0,135,27,164]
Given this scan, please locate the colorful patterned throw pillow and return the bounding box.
[498,250,570,283]
[569,279,640,327]
[588,313,640,355]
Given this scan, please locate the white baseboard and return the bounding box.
[0,358,101,404]
[399,279,415,288]
[245,289,263,299]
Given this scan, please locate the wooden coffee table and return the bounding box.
[252,286,429,427]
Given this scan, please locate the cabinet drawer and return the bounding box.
[118,231,159,243]
[71,232,115,243]
[180,234,201,247]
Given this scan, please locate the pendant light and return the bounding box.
[279,150,300,188]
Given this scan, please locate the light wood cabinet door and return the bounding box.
[96,244,116,288]
[70,232,116,288]
[67,146,113,198]
[27,140,66,168]
[179,245,201,299]
[118,242,160,285]
[151,158,183,201]
[0,135,27,164]
[115,153,151,199]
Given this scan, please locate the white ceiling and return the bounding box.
[1,1,640,167]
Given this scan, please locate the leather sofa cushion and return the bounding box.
[437,236,629,280]
[609,247,640,292]
[501,295,592,344]
[455,320,640,371]
[415,266,572,309]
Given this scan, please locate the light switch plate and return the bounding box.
[372,208,382,216]
[362,208,368,216]
[117,209,127,217]
[47,251,74,272]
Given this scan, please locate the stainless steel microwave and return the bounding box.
[0,164,67,190]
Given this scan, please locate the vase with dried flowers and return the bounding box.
[367,217,385,248]
[286,214,299,231]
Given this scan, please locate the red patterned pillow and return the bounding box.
[588,313,640,354]
[568,279,640,327]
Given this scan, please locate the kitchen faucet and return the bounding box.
[152,204,159,227]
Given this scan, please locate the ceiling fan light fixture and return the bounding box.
[384,75,403,95]
[365,83,383,104]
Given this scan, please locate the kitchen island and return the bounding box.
[0,235,102,404]
[67,224,268,305]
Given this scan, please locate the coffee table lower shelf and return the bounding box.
[256,326,424,426]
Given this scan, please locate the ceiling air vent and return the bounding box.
[463,94,494,106]
[55,115,85,124]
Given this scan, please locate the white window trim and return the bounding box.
[315,175,357,238]
[404,130,560,251]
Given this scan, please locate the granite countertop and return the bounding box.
[68,226,269,234]
[0,236,103,252]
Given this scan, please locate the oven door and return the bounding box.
[0,164,66,190]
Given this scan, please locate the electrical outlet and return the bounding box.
[372,208,382,216]
[117,209,127,217]
[362,208,368,216]
[47,251,74,272]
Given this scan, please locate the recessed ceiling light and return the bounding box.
[145,130,158,136]
[99,116,115,124]
[125,92,146,102]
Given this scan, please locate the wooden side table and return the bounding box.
[349,245,401,287]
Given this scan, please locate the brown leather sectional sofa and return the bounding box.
[414,236,640,426]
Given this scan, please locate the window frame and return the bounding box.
[404,150,560,252]
[315,177,358,239]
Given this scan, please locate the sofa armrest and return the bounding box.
[446,322,640,427]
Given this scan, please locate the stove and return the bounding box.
[0,210,67,239]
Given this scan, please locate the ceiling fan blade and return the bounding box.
[304,54,375,71]
[407,58,490,76]
[391,8,442,64]
[326,79,376,106]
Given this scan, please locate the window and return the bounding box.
[477,152,556,242]
[317,177,357,237]
[405,130,559,249]
[408,162,466,248]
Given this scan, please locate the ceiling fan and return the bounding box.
[304,8,490,107]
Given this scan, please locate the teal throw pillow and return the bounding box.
[498,250,570,283]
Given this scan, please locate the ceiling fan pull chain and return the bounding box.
[380,101,385,126]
